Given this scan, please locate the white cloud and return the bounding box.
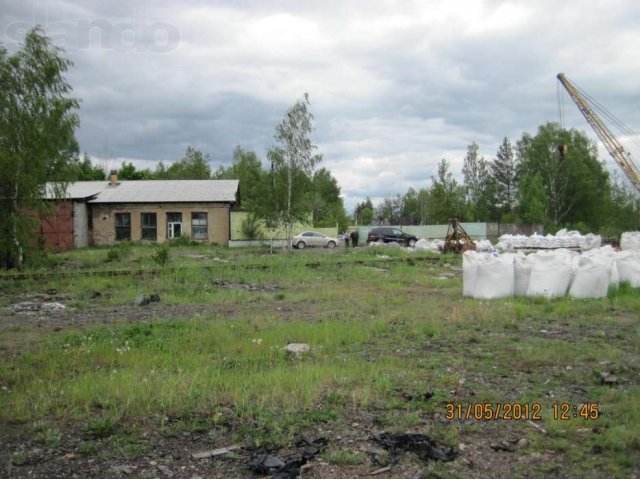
[4,0,640,212]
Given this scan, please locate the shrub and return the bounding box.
[106,242,132,262]
[168,235,195,247]
[152,243,171,266]
[241,213,264,240]
[85,417,117,439]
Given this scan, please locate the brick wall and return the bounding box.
[91,203,231,245]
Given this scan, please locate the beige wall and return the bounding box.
[91,203,231,245]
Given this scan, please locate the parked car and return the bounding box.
[366,227,418,247]
[291,231,339,249]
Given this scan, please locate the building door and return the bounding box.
[167,212,182,239]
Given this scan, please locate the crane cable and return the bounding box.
[564,78,640,151]
[557,81,565,130]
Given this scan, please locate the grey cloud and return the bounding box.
[3,0,640,213]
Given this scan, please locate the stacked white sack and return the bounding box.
[621,232,640,251]
[616,250,640,287]
[496,231,601,252]
[463,251,482,297]
[569,256,610,299]
[582,245,620,287]
[463,251,514,299]
[514,252,532,296]
[475,239,494,252]
[414,238,443,253]
[526,249,575,298]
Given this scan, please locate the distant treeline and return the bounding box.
[358,123,639,237]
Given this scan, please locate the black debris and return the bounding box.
[248,438,325,479]
[489,440,518,452]
[373,432,456,462]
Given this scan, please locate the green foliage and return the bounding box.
[0,27,80,268]
[600,176,640,236]
[518,172,548,224]
[517,123,609,228]
[491,137,519,215]
[152,244,170,266]
[328,448,367,465]
[428,159,466,223]
[309,168,349,230]
[159,146,212,180]
[11,452,28,466]
[106,242,133,262]
[376,194,404,224]
[2,246,640,477]
[70,153,105,181]
[255,94,322,247]
[462,141,495,221]
[241,213,263,240]
[354,197,374,225]
[117,161,152,180]
[168,234,194,247]
[85,417,117,439]
[362,124,636,233]
[214,146,265,208]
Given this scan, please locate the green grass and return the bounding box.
[0,244,639,477]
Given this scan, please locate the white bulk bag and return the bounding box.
[514,252,532,296]
[569,256,610,299]
[415,238,442,253]
[462,251,484,297]
[616,250,640,287]
[475,239,494,253]
[527,250,574,298]
[621,232,640,251]
[473,253,515,299]
[583,245,619,287]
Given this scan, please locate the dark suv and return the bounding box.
[367,227,418,247]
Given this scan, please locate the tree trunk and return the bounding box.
[286,161,293,251]
[10,182,24,269]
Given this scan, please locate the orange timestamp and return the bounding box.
[444,402,600,421]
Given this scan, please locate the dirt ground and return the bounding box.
[1,264,638,479]
[0,298,604,479]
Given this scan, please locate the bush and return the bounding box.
[168,235,195,247]
[152,243,171,266]
[106,242,133,262]
[241,213,263,240]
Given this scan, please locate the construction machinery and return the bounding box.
[442,218,476,254]
[556,73,640,192]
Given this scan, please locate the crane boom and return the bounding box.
[557,73,640,192]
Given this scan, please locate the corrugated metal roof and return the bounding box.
[44,182,104,200]
[44,180,239,203]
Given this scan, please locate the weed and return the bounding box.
[77,441,97,455]
[168,235,195,247]
[151,244,170,266]
[106,242,133,262]
[1,245,639,478]
[85,417,117,439]
[11,451,28,466]
[328,448,366,465]
[35,427,62,448]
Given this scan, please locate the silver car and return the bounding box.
[291,231,339,249]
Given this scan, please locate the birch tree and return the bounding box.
[0,27,79,268]
[268,94,322,248]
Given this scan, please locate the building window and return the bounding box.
[141,212,157,240]
[115,213,131,241]
[191,212,208,240]
[167,212,182,239]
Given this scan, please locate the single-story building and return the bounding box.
[43,173,239,250]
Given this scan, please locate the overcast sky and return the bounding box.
[3,0,640,211]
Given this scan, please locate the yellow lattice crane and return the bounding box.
[557,73,640,192]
